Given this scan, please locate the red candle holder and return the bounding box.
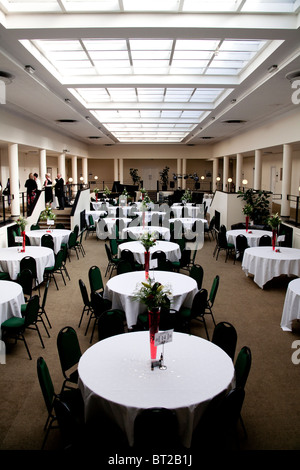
[148,307,160,361]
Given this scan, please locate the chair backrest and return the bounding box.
[120,249,135,265]
[157,259,174,271]
[37,356,55,413]
[41,234,54,250]
[20,256,37,277]
[217,387,245,429]
[180,248,191,268]
[117,260,133,275]
[235,346,252,389]
[73,225,79,237]
[209,216,215,230]
[79,279,90,307]
[217,231,228,248]
[259,234,272,246]
[55,223,65,229]
[209,275,219,305]
[68,231,77,248]
[104,243,113,262]
[88,215,95,227]
[24,295,40,326]
[53,398,82,450]
[191,288,208,318]
[98,309,125,341]
[54,249,64,270]
[212,321,237,361]
[17,268,33,297]
[189,264,204,289]
[31,223,40,230]
[236,234,248,252]
[91,291,112,319]
[57,326,82,376]
[151,250,166,262]
[25,234,31,246]
[89,265,104,293]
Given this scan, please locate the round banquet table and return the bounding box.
[281,278,300,331]
[121,225,170,241]
[0,280,24,339]
[226,229,271,248]
[242,246,300,289]
[78,331,235,448]
[26,229,71,254]
[0,246,55,285]
[170,204,203,218]
[169,217,208,230]
[118,240,181,270]
[103,270,197,329]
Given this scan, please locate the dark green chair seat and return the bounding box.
[0,272,10,280]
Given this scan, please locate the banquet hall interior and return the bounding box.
[0,1,300,458]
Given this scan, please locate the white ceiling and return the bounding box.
[0,1,300,150]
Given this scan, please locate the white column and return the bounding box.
[213,158,219,191]
[223,156,229,192]
[114,159,119,182]
[281,144,292,217]
[82,157,88,184]
[58,153,65,180]
[182,159,187,190]
[72,155,78,184]
[236,153,243,191]
[39,149,47,182]
[119,158,123,184]
[8,143,20,218]
[254,149,262,190]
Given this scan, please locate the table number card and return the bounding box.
[15,236,23,243]
[154,329,173,346]
[46,219,55,225]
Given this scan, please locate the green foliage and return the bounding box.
[237,189,271,224]
[160,166,169,186]
[130,168,141,185]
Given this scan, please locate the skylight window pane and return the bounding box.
[133,67,169,74]
[171,60,209,68]
[35,40,82,51]
[206,68,239,75]
[89,51,129,60]
[175,40,220,51]
[170,67,205,75]
[132,60,169,68]
[63,1,121,12]
[182,0,239,12]
[172,51,213,60]
[47,51,88,60]
[131,51,171,60]
[129,39,173,50]
[82,40,127,50]
[123,0,179,11]
[220,40,266,52]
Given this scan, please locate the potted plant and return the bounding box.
[40,204,56,222]
[130,168,141,186]
[160,166,169,191]
[133,278,171,361]
[237,189,271,225]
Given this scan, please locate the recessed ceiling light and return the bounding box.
[222,120,246,124]
[268,65,278,73]
[201,136,213,139]
[0,71,15,84]
[88,136,101,139]
[56,119,78,123]
[285,70,300,83]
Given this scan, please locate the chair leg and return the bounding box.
[38,315,51,338]
[20,332,32,360]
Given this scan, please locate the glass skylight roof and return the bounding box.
[2,0,299,13]
[6,1,297,142]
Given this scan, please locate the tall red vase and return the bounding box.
[148,307,161,360]
[272,229,277,251]
[21,231,26,252]
[144,250,150,280]
[246,216,249,233]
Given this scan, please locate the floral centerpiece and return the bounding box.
[133,279,172,361]
[93,187,100,201]
[267,212,282,251]
[139,232,157,279]
[16,216,27,233]
[40,204,56,222]
[103,186,111,197]
[181,189,192,203]
[122,188,129,197]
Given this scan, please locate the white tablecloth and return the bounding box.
[26,229,71,254]
[242,246,300,288]
[103,270,197,329]
[0,246,55,284]
[226,229,271,248]
[118,240,181,269]
[121,225,170,241]
[0,280,24,338]
[86,210,107,223]
[171,204,203,218]
[169,217,208,229]
[78,331,235,448]
[281,278,300,331]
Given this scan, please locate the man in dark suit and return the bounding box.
[55,173,65,210]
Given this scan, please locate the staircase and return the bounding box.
[38,207,72,230]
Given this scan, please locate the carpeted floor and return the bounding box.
[0,230,300,455]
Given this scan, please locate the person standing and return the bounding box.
[44,173,53,204]
[55,173,65,210]
[25,173,37,213]
[34,173,42,191]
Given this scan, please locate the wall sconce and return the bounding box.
[80,176,84,182]
[201,176,205,180]
[94,176,98,181]
[68,177,73,183]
